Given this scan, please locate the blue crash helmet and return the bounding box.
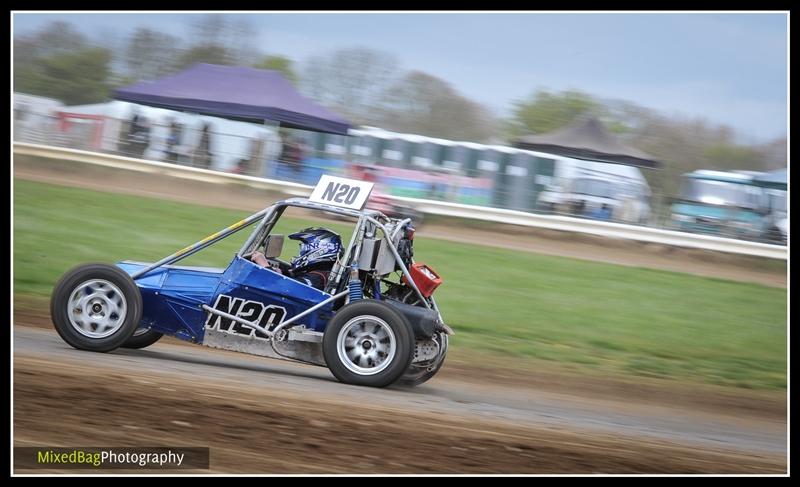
[288,227,343,271]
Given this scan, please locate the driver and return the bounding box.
[252,227,343,291]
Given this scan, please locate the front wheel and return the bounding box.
[50,263,143,352]
[323,301,415,387]
[123,327,163,349]
[398,334,448,387]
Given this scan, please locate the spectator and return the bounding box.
[427,169,448,200]
[570,199,587,217]
[164,119,184,164]
[122,112,139,156]
[279,133,304,181]
[126,114,150,159]
[231,158,250,175]
[350,163,380,184]
[192,122,214,169]
[589,203,614,221]
[234,137,269,177]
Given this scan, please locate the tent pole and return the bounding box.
[265,119,281,178]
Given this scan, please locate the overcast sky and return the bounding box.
[12,12,788,143]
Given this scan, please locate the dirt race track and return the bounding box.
[13,311,786,474]
[12,156,787,474]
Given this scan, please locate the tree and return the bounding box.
[756,137,787,171]
[183,14,259,67]
[508,89,601,137]
[14,21,87,72]
[301,47,399,124]
[124,28,182,81]
[14,21,113,104]
[254,55,298,84]
[15,47,113,105]
[500,87,788,216]
[227,17,260,65]
[18,21,87,58]
[189,14,228,47]
[376,71,497,142]
[605,107,783,200]
[176,44,233,70]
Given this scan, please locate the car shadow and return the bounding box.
[108,347,338,383]
[114,346,443,395]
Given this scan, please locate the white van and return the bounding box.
[536,158,652,224]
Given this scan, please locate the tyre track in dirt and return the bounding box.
[13,325,786,474]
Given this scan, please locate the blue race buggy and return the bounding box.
[50,175,452,387]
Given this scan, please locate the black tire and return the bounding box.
[122,328,163,349]
[323,300,415,387]
[50,263,143,353]
[398,335,448,387]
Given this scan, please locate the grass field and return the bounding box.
[13,179,787,389]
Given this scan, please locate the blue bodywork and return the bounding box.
[117,255,335,343]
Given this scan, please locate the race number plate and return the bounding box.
[308,175,374,210]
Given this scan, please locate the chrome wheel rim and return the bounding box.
[67,279,127,339]
[337,316,396,376]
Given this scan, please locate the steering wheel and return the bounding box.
[267,257,292,274]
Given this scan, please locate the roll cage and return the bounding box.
[128,196,445,330]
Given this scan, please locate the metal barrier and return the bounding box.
[13,142,787,260]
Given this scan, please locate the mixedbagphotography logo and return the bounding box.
[14,447,210,470]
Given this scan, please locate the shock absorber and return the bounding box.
[348,263,363,302]
[373,275,382,300]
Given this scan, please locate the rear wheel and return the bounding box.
[323,301,415,387]
[50,263,142,352]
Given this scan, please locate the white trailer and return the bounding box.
[536,157,652,224]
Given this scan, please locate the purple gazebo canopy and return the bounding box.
[114,63,350,135]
